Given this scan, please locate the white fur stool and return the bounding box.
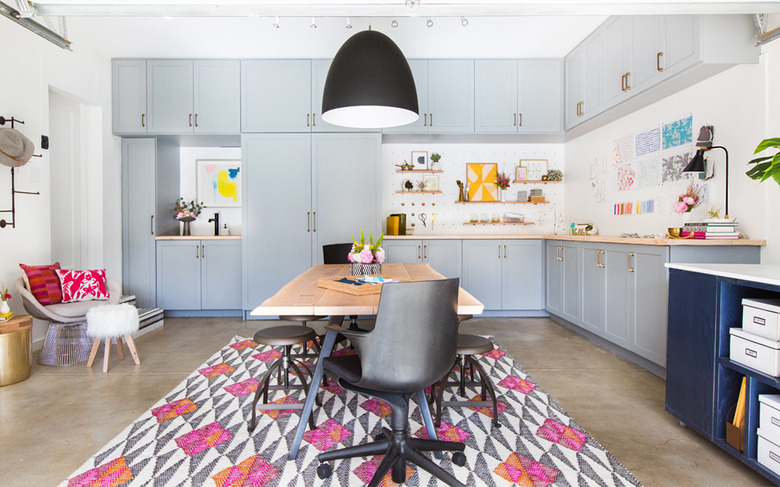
[86,303,141,373]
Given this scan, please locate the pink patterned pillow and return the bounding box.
[19,262,63,305]
[56,269,110,302]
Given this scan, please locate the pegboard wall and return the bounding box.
[382,143,566,236]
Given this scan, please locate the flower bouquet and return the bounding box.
[172,197,204,235]
[0,282,13,320]
[496,171,511,201]
[348,230,385,276]
[673,181,703,214]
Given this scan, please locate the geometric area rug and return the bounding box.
[61,336,642,487]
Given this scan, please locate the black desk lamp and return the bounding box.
[683,125,730,219]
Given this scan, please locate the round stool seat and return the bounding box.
[254,325,317,347]
[456,334,493,356]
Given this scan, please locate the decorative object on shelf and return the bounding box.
[411,150,428,170]
[517,190,528,202]
[415,178,426,191]
[456,180,467,202]
[402,179,413,192]
[394,161,414,171]
[0,117,40,229]
[495,170,511,202]
[173,197,203,236]
[547,169,563,181]
[683,125,729,219]
[570,223,595,236]
[746,136,780,186]
[430,153,442,171]
[348,230,384,276]
[466,163,497,202]
[515,166,527,181]
[520,159,548,181]
[502,212,525,223]
[706,206,722,219]
[672,180,703,214]
[321,30,418,129]
[0,282,12,320]
[422,175,439,191]
[196,159,241,208]
[541,175,549,181]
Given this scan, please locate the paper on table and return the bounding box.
[358,276,399,285]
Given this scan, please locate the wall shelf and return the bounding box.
[455,201,547,204]
[395,170,443,174]
[395,190,442,194]
[463,221,535,226]
[512,180,562,184]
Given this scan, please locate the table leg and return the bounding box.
[416,389,443,460]
[288,316,343,461]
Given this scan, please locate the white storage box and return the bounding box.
[759,395,780,446]
[758,429,780,477]
[743,298,780,341]
[730,328,780,376]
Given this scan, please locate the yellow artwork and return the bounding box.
[467,163,498,202]
[217,170,238,202]
[197,159,241,207]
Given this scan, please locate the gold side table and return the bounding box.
[0,315,32,386]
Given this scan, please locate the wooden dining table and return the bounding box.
[250,263,484,460]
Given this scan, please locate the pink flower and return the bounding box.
[374,248,385,264]
[673,201,689,214]
[3,293,9,300]
[682,196,695,205]
[359,247,374,264]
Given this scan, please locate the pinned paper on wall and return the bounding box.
[661,151,693,183]
[612,135,634,167]
[635,157,661,189]
[636,127,661,156]
[616,164,636,191]
[590,156,607,203]
[662,116,693,149]
[613,199,655,215]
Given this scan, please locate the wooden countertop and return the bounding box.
[155,235,241,240]
[384,234,765,246]
[666,263,780,286]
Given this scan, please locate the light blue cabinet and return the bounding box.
[193,60,241,133]
[381,60,429,134]
[384,239,462,280]
[475,60,562,134]
[147,60,193,134]
[156,239,241,310]
[463,239,543,311]
[580,243,606,336]
[112,59,147,134]
[241,60,312,132]
[545,240,581,323]
[242,133,380,312]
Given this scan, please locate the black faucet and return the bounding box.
[208,212,219,236]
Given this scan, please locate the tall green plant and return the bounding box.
[746,137,780,185]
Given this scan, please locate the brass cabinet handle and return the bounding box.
[504,245,507,259]
[513,113,517,127]
[418,245,422,260]
[429,113,433,126]
[150,215,154,235]
[424,113,427,126]
[189,113,192,127]
[628,252,635,272]
[625,72,631,91]
[196,245,199,259]
[307,211,310,232]
[621,74,626,92]
[194,114,198,127]
[312,113,316,126]
[518,113,522,127]
[556,245,563,261]
[657,52,664,72]
[423,244,427,260]
[312,211,316,232]
[141,113,145,127]
[596,249,601,268]
[201,244,205,258]
[498,245,501,259]
[307,113,310,127]
[576,102,580,117]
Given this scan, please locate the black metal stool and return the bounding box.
[248,325,322,432]
[278,315,325,358]
[433,334,501,428]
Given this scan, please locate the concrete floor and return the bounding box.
[0,316,772,486]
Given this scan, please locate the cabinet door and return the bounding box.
[545,241,563,315]
[424,240,462,280]
[156,240,201,310]
[241,60,311,133]
[665,269,717,440]
[580,243,606,336]
[502,240,543,310]
[604,245,631,348]
[462,240,502,311]
[121,139,156,308]
[242,134,312,310]
[384,240,422,263]
[603,17,631,107]
[561,242,582,323]
[201,240,242,310]
[382,60,429,134]
[518,59,563,133]
[564,47,584,129]
[311,59,348,133]
[428,60,474,134]
[312,133,381,263]
[581,30,605,122]
[112,59,147,134]
[629,246,669,365]
[474,60,517,134]
[147,60,193,133]
[630,16,663,94]
[194,60,240,133]
[661,15,698,77]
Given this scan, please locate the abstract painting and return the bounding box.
[467,163,498,202]
[197,160,241,207]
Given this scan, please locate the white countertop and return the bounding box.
[665,263,780,287]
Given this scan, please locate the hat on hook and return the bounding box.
[0,127,34,167]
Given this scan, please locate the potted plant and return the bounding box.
[348,230,385,275]
[430,153,442,171]
[172,197,204,235]
[746,137,780,184]
[495,171,511,202]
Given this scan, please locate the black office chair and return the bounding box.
[316,278,467,487]
[323,242,362,330]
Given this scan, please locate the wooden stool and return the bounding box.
[433,334,501,428]
[248,325,322,432]
[85,304,140,373]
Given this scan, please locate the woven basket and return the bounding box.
[350,263,382,276]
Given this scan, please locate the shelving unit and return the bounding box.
[395,169,444,174]
[455,201,547,205]
[395,190,442,194]
[512,180,562,184]
[463,221,534,226]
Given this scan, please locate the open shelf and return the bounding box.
[455,201,547,204]
[395,170,443,174]
[512,180,562,184]
[395,190,442,194]
[463,221,535,226]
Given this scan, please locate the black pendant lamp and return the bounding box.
[321,29,418,129]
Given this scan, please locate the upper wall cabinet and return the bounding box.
[383,60,474,134]
[242,60,312,132]
[475,59,562,134]
[113,59,240,135]
[565,14,759,131]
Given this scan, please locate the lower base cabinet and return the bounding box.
[383,239,462,280]
[156,239,242,310]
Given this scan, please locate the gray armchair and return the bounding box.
[15,277,122,366]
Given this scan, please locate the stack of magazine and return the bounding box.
[681,220,739,239]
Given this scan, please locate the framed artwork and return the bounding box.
[466,163,498,202]
[196,159,241,207]
[521,159,548,181]
[422,175,440,191]
[515,166,527,181]
[411,151,428,170]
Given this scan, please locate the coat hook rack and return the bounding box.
[0,115,40,229]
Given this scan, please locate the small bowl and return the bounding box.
[668,227,682,238]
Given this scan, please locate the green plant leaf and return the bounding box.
[746,161,771,179]
[754,137,780,154]
[747,155,772,166]
[375,234,383,249]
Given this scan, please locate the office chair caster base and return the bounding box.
[451,451,467,467]
[317,463,332,479]
[492,419,501,428]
